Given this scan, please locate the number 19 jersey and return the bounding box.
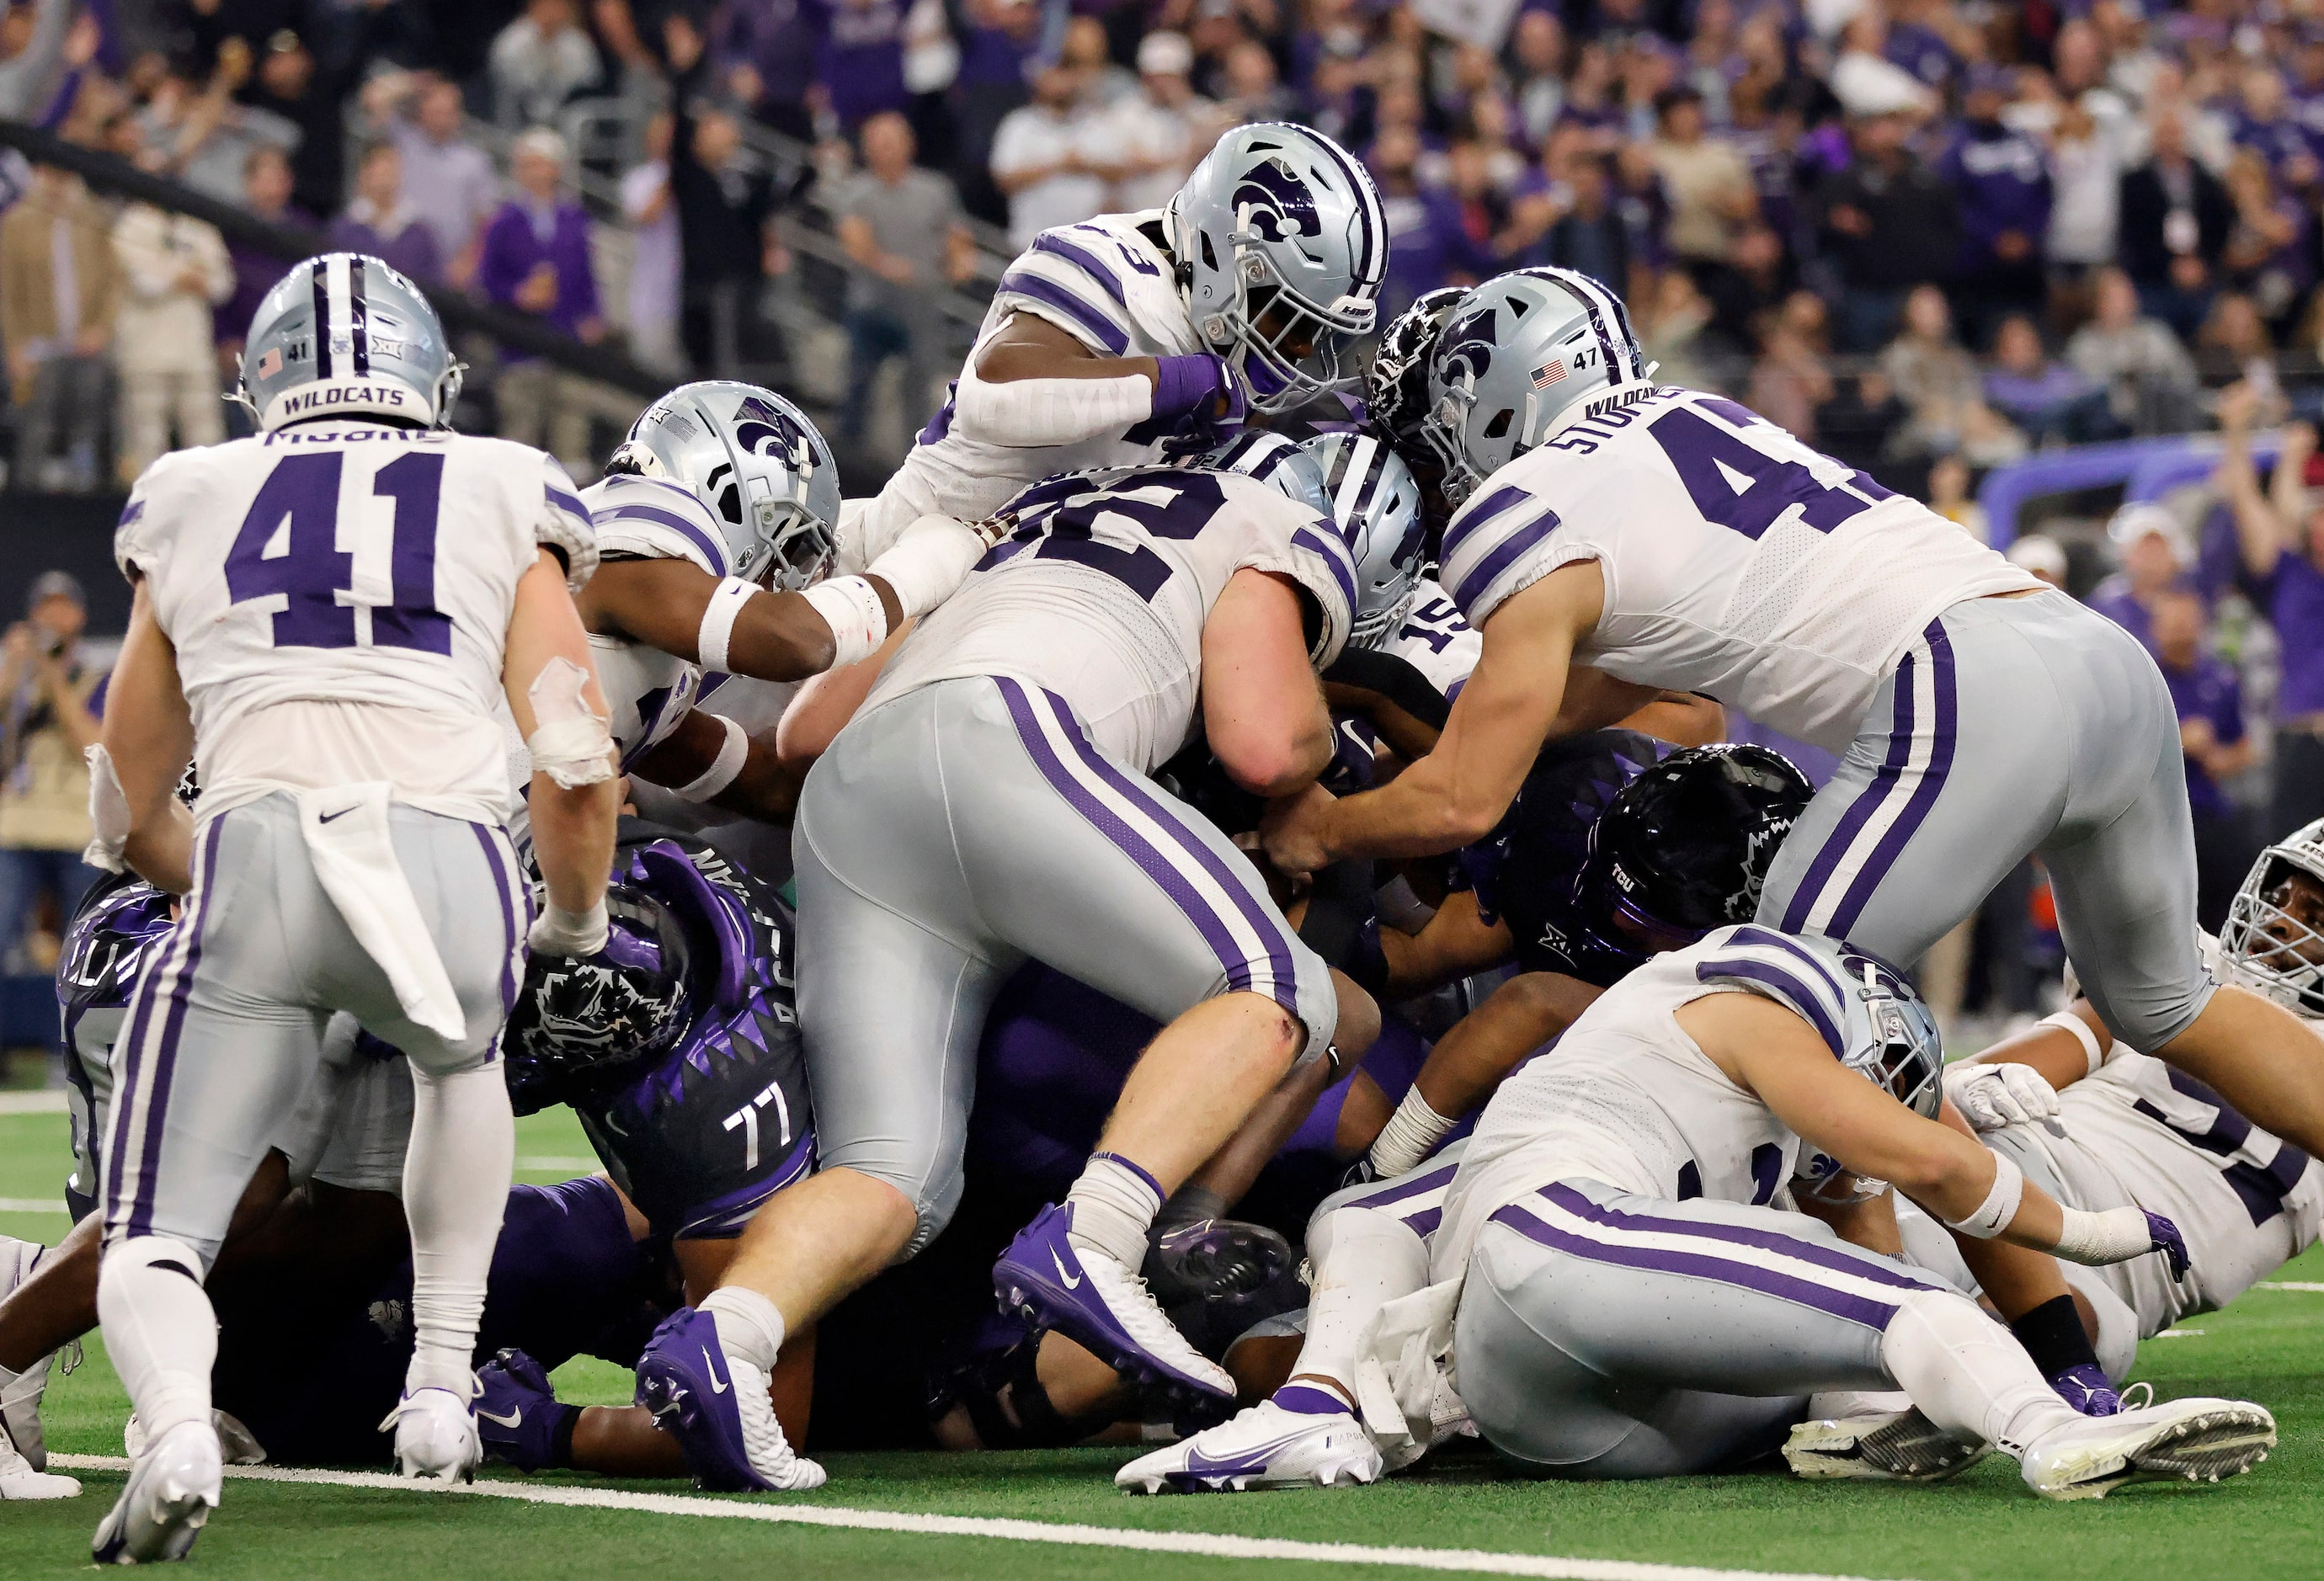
[117,423,594,822]
[1437,387,2041,751]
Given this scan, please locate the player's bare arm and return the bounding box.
[98,579,196,895]
[1202,569,1334,797]
[632,709,804,823]
[504,548,621,943]
[581,555,904,679]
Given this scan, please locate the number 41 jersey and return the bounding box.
[1438,387,2042,752]
[116,423,593,822]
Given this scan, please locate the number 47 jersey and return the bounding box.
[116,423,594,822]
[1437,387,2042,753]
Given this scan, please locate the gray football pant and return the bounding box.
[1758,589,2215,1051]
[99,793,527,1266]
[1453,1178,1953,1479]
[793,675,1339,1254]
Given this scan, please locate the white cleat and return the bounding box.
[1116,1399,1384,1494]
[2019,1397,2276,1501]
[1785,1408,1989,1483]
[126,1409,268,1467]
[386,1386,483,1485]
[725,1352,828,1492]
[0,1427,78,1499]
[91,1419,220,1563]
[0,1234,55,1471]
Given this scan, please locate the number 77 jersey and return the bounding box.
[1437,387,2044,753]
[115,423,594,821]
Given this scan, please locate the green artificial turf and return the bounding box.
[4,1105,2321,1581]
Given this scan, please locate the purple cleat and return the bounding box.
[476,1349,575,1472]
[634,1307,824,1492]
[994,1203,1234,1404]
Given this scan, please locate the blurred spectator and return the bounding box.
[991,65,1112,252]
[1635,268,1713,391]
[2219,150,2310,330]
[1546,157,1632,311]
[669,83,786,378]
[0,0,77,123]
[488,0,604,130]
[328,141,442,283]
[376,75,499,290]
[836,111,973,449]
[2065,266,2201,436]
[1063,17,1136,110]
[1510,11,1565,149]
[1984,313,2114,448]
[1746,293,1832,442]
[0,166,118,492]
[2118,104,2231,341]
[1221,40,1293,124]
[1878,284,2023,466]
[946,0,1043,225]
[479,128,607,475]
[2194,293,2284,420]
[1925,452,1985,540]
[2044,98,2122,279]
[620,110,683,377]
[1649,88,1754,296]
[111,161,232,483]
[813,0,912,135]
[2151,587,2256,929]
[1813,111,1959,352]
[2219,393,2324,841]
[216,147,311,378]
[2087,500,2193,653]
[1108,32,1218,213]
[2007,534,2069,589]
[245,31,362,225]
[1940,68,2049,343]
[712,0,818,143]
[0,572,101,984]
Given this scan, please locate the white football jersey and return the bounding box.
[578,471,737,771]
[1433,925,1837,1282]
[845,211,1208,569]
[1382,578,1483,700]
[118,423,591,822]
[864,466,1355,773]
[1436,388,2043,752]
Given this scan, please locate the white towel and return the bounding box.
[296,785,466,1044]
[1351,1276,1463,1453]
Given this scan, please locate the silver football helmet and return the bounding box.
[606,382,840,591]
[236,253,463,430]
[1702,930,1943,1120]
[1421,268,1652,505]
[2219,818,2324,1019]
[1165,123,1387,416]
[1298,430,1424,648]
[1197,429,1329,515]
[1364,285,1466,449]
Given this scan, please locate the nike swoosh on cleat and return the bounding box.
[1050,1247,1083,1290]
[702,1347,731,1394]
[477,1408,523,1429]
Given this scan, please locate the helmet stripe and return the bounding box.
[348,254,370,377]
[1536,270,1623,383]
[1564,269,1643,381]
[1301,127,1381,287]
[310,259,333,380]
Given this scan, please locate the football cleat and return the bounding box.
[386,1386,482,1485]
[1144,1218,1294,1307]
[124,1410,265,1467]
[2018,1397,2275,1500]
[92,1418,219,1563]
[0,1425,78,1499]
[2049,1362,2124,1417]
[994,1204,1234,1403]
[477,1349,573,1472]
[1117,1397,1383,1493]
[1784,1408,1989,1483]
[0,1236,53,1471]
[635,1307,825,1492]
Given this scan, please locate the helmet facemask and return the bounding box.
[2220,838,2324,1017]
[1213,265,1376,415]
[1844,961,1944,1120]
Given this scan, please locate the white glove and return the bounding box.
[862,514,994,619]
[528,899,609,959]
[1941,1061,2061,1132]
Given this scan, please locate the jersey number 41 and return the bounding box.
[225,450,450,652]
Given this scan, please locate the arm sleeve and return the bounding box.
[537,455,600,590]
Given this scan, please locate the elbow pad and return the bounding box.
[952,365,1152,448]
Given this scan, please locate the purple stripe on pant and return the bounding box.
[1489,1199,1904,1330]
[1538,1180,1943,1291]
[995,678,1300,1017]
[1826,622,1956,938]
[110,819,227,1240]
[469,822,523,1018]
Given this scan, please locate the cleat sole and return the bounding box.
[2034,1408,2277,1501]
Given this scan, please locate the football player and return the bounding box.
[631,459,1361,1491]
[1121,929,2275,1500]
[83,253,621,1560]
[1261,264,2324,1169]
[843,123,1386,569]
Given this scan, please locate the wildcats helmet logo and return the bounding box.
[1232,157,1324,254]
[1437,306,1499,386]
[733,393,815,466]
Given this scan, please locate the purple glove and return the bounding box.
[1140,353,1247,455]
[2146,1209,2190,1279]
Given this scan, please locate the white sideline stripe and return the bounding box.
[47,1456,1900,1581]
[516,1156,599,1173]
[2257,1281,2324,1292]
[0,1197,67,1215]
[0,1090,68,1115]
[2151,1329,2206,1339]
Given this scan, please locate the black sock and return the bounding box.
[548,1403,580,1470]
[2009,1294,2099,1377]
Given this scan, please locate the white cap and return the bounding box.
[2106,501,2193,564]
[1138,30,1193,76]
[2006,534,2069,581]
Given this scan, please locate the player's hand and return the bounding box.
[1261,782,1336,879]
[2145,1210,2190,1280]
[1941,1061,2060,1132]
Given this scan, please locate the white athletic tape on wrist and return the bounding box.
[671,714,749,803]
[1943,1149,2024,1239]
[530,898,609,958]
[801,575,888,670]
[1370,1088,1457,1179]
[696,577,760,674]
[2040,1010,2108,1075]
[83,743,130,872]
[864,515,987,619]
[952,367,1152,448]
[525,656,615,789]
[2050,1204,2151,1265]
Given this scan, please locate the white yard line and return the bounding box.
[2256,1281,2324,1292]
[0,1197,67,1214]
[48,1456,1906,1581]
[0,1090,69,1115]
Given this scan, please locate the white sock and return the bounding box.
[1066,1152,1164,1270]
[97,1237,215,1442]
[402,1062,514,1397]
[701,1286,787,1374]
[1881,1289,2078,1455]
[1286,1206,1430,1400]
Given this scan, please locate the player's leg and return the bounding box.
[962,679,1339,1401]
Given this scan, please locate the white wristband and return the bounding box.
[2050,1204,2153,1266]
[696,576,760,674]
[1943,1149,2024,1239]
[670,714,748,803]
[2041,1010,2108,1074]
[1369,1088,1458,1179]
[800,575,888,670]
[528,898,609,958]
[864,515,989,619]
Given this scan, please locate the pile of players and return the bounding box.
[8,119,2324,1564]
